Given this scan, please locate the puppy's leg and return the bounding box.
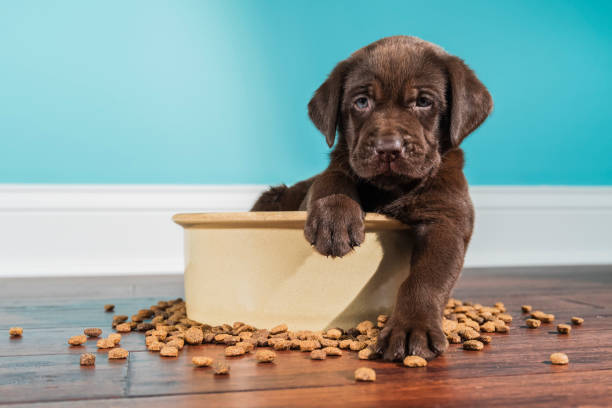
[376,218,469,361]
[251,178,314,211]
[303,170,364,257]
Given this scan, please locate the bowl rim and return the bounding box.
[173,211,408,230]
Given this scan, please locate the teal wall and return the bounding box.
[1,0,611,185]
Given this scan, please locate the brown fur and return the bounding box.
[251,36,492,361]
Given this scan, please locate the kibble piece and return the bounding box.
[571,317,584,325]
[299,340,320,352]
[68,335,88,346]
[108,348,129,359]
[255,349,276,363]
[339,339,352,349]
[270,324,288,335]
[115,323,131,333]
[350,341,367,351]
[494,321,510,333]
[480,321,495,333]
[550,352,569,365]
[358,347,375,360]
[273,339,292,351]
[136,323,155,332]
[310,349,327,360]
[526,318,541,328]
[84,328,102,338]
[104,304,115,312]
[557,324,572,334]
[80,353,96,366]
[166,338,185,350]
[320,338,339,348]
[192,356,213,367]
[225,345,246,357]
[497,313,513,323]
[326,328,342,340]
[97,338,115,349]
[463,340,484,351]
[236,341,254,353]
[521,305,532,313]
[160,346,179,357]
[185,327,204,345]
[477,335,492,344]
[9,327,23,337]
[354,367,376,382]
[356,320,374,334]
[113,315,128,324]
[108,333,122,345]
[322,347,343,356]
[457,327,480,340]
[147,341,163,351]
[403,355,427,367]
[213,360,230,375]
[447,332,462,344]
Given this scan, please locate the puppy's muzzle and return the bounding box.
[375,135,404,162]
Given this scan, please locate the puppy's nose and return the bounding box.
[375,136,403,161]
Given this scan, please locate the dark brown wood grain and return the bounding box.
[1,266,611,407]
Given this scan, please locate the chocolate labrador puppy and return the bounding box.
[252,36,492,360]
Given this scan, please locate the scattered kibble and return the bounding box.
[477,335,492,344]
[557,324,571,334]
[526,318,541,328]
[160,346,179,357]
[255,349,276,363]
[521,305,532,313]
[84,328,102,338]
[358,347,375,360]
[108,333,122,345]
[104,304,115,312]
[270,324,288,335]
[463,340,484,351]
[80,353,96,366]
[310,349,326,360]
[354,367,376,382]
[550,352,569,365]
[213,360,230,375]
[96,338,115,349]
[185,327,204,345]
[108,348,129,359]
[225,346,246,357]
[571,317,584,325]
[326,328,342,339]
[68,335,87,346]
[403,355,427,367]
[322,347,342,356]
[192,356,213,367]
[9,327,23,337]
[115,323,131,333]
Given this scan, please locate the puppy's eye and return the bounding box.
[354,97,370,110]
[416,95,433,108]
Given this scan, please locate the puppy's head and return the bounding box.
[308,36,492,189]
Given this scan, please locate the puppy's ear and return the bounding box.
[308,60,352,147]
[445,56,493,146]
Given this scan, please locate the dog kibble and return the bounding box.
[108,333,122,345]
[185,327,204,345]
[571,317,584,325]
[521,305,532,313]
[68,335,87,346]
[310,349,327,360]
[108,348,129,359]
[526,318,541,328]
[358,347,374,360]
[350,341,367,351]
[270,324,288,335]
[300,340,320,352]
[403,355,428,367]
[9,327,23,337]
[213,360,230,375]
[480,321,495,333]
[166,338,185,350]
[192,356,213,367]
[113,315,128,324]
[104,304,115,312]
[447,332,462,344]
[356,320,374,334]
[457,327,480,340]
[84,328,102,338]
[463,340,484,351]
[255,349,276,363]
[322,347,343,356]
[160,346,179,357]
[96,338,115,349]
[477,335,492,344]
[339,339,352,349]
[80,353,96,366]
[116,323,131,333]
[557,324,571,334]
[550,352,569,365]
[354,367,376,382]
[147,341,163,351]
[225,346,246,357]
[326,328,342,340]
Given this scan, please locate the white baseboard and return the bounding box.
[1,184,611,277]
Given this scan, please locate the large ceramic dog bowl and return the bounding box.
[173,211,412,331]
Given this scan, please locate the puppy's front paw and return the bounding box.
[375,316,448,361]
[304,194,364,258]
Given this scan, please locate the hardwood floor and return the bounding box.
[1,266,611,407]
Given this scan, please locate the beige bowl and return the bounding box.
[173,211,412,331]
